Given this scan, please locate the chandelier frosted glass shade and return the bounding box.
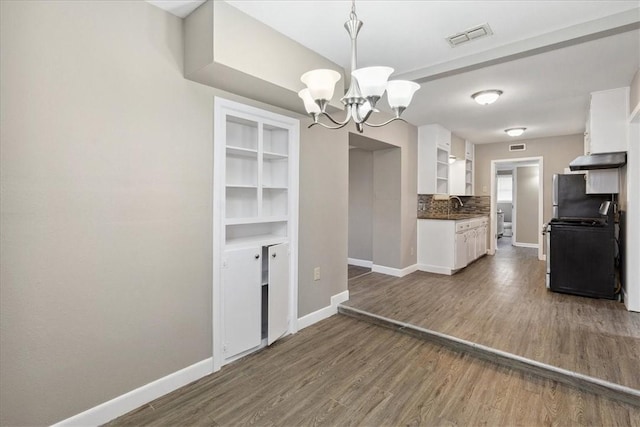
[386,80,421,109]
[300,69,342,103]
[351,66,394,99]
[299,1,420,133]
[471,89,503,105]
[298,89,321,114]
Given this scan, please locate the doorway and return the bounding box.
[490,157,544,260]
[348,133,401,277]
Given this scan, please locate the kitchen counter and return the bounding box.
[418,213,488,220]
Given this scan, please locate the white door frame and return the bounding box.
[489,156,544,260]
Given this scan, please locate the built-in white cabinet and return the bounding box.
[418,217,488,275]
[465,140,474,160]
[583,87,628,194]
[585,87,629,154]
[450,140,474,196]
[214,98,299,369]
[222,243,289,360]
[418,124,451,194]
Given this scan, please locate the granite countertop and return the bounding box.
[418,213,489,220]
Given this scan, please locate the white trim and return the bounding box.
[52,358,213,427]
[347,258,373,268]
[513,242,539,249]
[297,290,350,330]
[416,263,455,275]
[372,263,419,277]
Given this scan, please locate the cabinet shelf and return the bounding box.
[226,216,288,225]
[227,184,258,189]
[227,146,258,158]
[264,151,288,160]
[226,234,288,250]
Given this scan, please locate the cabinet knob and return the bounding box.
[272,253,277,258]
[255,254,260,259]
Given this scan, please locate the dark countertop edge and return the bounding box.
[418,214,489,221]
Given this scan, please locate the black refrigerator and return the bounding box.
[548,174,616,299]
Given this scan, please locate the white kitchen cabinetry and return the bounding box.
[222,243,289,360]
[450,140,474,196]
[585,87,629,154]
[418,124,451,194]
[214,97,298,368]
[583,87,628,194]
[418,216,488,275]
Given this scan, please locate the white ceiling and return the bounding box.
[150,0,640,144]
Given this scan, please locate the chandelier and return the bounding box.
[298,1,420,133]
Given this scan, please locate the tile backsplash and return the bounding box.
[418,194,491,216]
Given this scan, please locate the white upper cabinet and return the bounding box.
[465,140,474,160]
[586,87,629,154]
[450,138,474,196]
[418,124,451,194]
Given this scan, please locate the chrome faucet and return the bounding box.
[449,196,464,209]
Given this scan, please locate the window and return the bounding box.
[497,174,513,202]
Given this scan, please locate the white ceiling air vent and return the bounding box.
[446,23,494,48]
[509,143,526,152]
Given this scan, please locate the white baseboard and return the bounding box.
[371,263,418,277]
[297,290,350,330]
[513,242,539,249]
[417,263,455,275]
[52,358,213,426]
[347,258,373,268]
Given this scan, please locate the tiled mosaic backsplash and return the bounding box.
[418,194,491,216]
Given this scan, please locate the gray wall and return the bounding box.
[348,149,373,261]
[373,148,402,268]
[0,2,419,424]
[475,135,584,230]
[515,166,540,245]
[298,122,417,318]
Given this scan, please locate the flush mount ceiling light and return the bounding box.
[298,0,420,133]
[471,89,503,105]
[505,127,526,137]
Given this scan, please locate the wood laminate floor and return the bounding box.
[348,264,371,280]
[344,240,640,392]
[108,315,640,427]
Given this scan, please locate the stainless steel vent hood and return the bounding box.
[569,152,626,171]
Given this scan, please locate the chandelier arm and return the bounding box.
[318,106,353,126]
[353,105,375,124]
[308,121,350,130]
[363,117,407,128]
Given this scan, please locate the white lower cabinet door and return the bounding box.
[466,230,476,262]
[479,226,488,256]
[454,232,467,269]
[267,243,289,345]
[222,247,262,359]
[475,227,483,259]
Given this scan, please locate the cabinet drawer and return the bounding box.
[455,221,471,232]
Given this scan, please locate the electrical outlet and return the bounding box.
[410,246,415,256]
[482,185,488,193]
[313,267,321,281]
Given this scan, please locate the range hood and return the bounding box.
[569,152,627,171]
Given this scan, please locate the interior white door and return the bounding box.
[267,243,289,345]
[222,247,262,358]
